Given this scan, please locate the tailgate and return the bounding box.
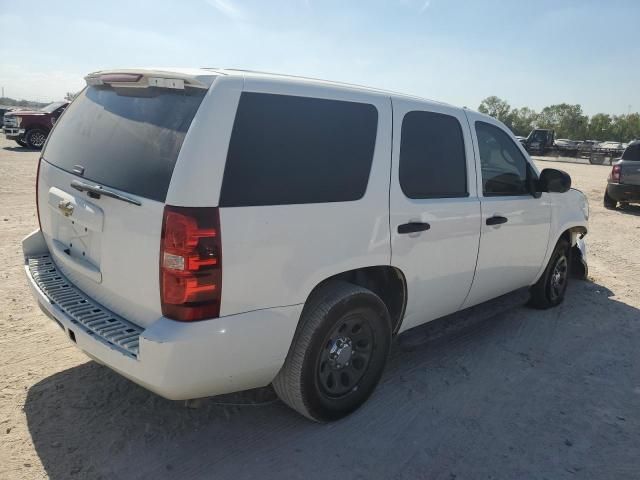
[620,162,640,185]
[37,76,207,328]
[620,143,640,185]
[38,162,165,328]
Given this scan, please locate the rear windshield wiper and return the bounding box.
[70,180,141,206]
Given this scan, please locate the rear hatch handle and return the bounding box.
[70,180,141,206]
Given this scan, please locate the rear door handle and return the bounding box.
[486,215,508,226]
[398,222,431,234]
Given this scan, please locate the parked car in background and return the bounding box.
[604,140,640,209]
[554,138,580,156]
[597,141,626,158]
[578,140,601,158]
[22,68,588,422]
[3,101,69,149]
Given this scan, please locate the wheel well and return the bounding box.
[559,227,588,279]
[26,125,50,133]
[308,266,407,335]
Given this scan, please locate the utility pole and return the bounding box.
[1,86,4,98]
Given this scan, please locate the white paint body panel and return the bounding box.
[38,161,165,329]
[23,228,303,400]
[389,98,481,332]
[218,77,392,314]
[462,111,551,307]
[24,67,589,400]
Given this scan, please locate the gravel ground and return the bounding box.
[0,138,639,480]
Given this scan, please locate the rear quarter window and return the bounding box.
[219,92,378,207]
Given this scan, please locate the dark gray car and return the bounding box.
[604,140,640,209]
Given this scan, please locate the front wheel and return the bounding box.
[528,238,570,309]
[25,128,48,150]
[273,281,391,422]
[15,138,28,148]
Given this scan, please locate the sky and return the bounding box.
[0,0,638,115]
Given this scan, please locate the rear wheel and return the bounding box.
[273,281,391,422]
[14,138,28,148]
[25,128,48,150]
[528,238,570,309]
[603,189,617,209]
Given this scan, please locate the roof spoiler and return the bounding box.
[85,70,210,90]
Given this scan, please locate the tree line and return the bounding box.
[0,96,47,110]
[478,96,640,143]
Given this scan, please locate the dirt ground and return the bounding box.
[0,136,639,480]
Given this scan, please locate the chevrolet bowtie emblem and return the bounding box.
[58,200,74,217]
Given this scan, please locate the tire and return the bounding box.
[14,138,28,148]
[528,238,570,309]
[603,189,617,210]
[25,128,48,150]
[273,281,392,422]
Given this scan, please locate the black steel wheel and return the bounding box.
[273,281,391,422]
[528,238,570,309]
[25,128,48,150]
[548,255,568,303]
[317,313,374,398]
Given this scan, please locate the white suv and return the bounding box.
[23,68,589,421]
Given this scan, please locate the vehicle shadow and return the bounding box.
[2,146,39,152]
[617,204,640,216]
[25,279,640,480]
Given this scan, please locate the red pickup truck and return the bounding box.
[3,101,69,149]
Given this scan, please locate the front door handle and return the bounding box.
[398,222,431,234]
[486,215,508,226]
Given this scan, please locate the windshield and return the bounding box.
[41,101,68,113]
[43,85,206,202]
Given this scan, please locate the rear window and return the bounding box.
[622,143,640,161]
[43,85,206,202]
[219,92,378,207]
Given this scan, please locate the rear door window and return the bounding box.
[399,110,467,199]
[43,85,206,202]
[220,92,378,207]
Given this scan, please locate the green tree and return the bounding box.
[610,114,640,142]
[536,104,587,139]
[587,113,612,141]
[478,96,512,127]
[509,107,538,137]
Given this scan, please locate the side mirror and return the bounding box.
[538,168,571,193]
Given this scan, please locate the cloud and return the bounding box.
[419,0,431,14]
[205,0,246,21]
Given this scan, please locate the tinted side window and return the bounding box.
[622,142,640,161]
[476,121,531,196]
[399,111,467,199]
[220,93,378,207]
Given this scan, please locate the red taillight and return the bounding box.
[36,158,42,230]
[160,206,222,321]
[611,164,622,183]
